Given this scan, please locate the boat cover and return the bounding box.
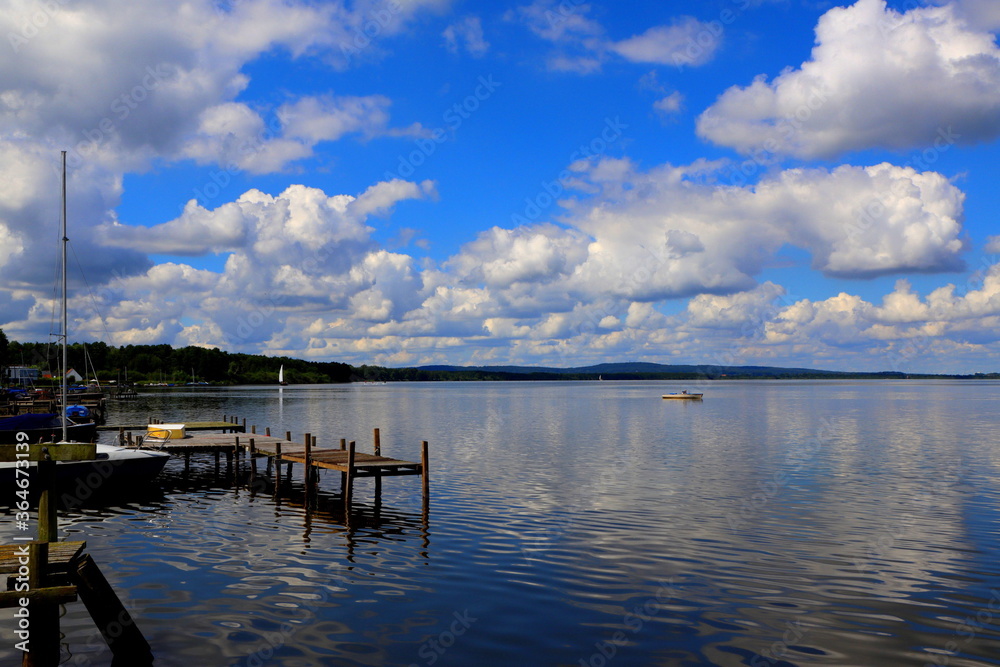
[0,413,61,430]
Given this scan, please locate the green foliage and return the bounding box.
[2,340,352,385]
[0,328,7,370]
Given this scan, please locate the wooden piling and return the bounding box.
[344,441,356,513]
[38,456,57,543]
[272,441,283,500]
[250,438,257,478]
[304,433,312,500]
[338,438,347,491]
[27,456,59,666]
[421,440,429,504]
[373,428,382,501]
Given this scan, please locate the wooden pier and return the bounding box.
[97,419,246,433]
[115,418,429,512]
[0,418,429,664]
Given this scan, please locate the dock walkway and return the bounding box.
[97,420,245,433]
[123,422,428,509]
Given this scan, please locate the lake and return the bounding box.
[3,379,1000,666]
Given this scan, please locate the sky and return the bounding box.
[1,0,1000,373]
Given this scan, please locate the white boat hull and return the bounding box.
[0,444,169,494]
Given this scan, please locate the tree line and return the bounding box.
[0,331,353,385]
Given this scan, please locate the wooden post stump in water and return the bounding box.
[311,436,319,486]
[373,428,382,503]
[421,440,430,507]
[26,455,59,667]
[339,438,347,493]
[250,438,257,480]
[344,441,356,519]
[273,442,283,499]
[304,433,312,502]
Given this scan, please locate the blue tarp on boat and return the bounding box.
[0,413,61,431]
[66,405,91,419]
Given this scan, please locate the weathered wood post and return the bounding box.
[28,451,59,666]
[273,441,283,499]
[340,438,347,492]
[304,433,312,502]
[373,428,382,502]
[249,438,257,481]
[421,440,430,507]
[311,435,318,486]
[344,441,356,519]
[234,436,241,476]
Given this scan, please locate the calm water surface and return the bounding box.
[3,380,1000,666]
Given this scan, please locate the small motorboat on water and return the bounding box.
[662,391,704,400]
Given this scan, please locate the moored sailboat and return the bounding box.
[0,152,168,489]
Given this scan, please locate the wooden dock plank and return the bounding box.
[0,586,78,608]
[0,541,86,574]
[281,451,422,474]
[97,421,245,432]
[138,432,422,475]
[109,419,428,507]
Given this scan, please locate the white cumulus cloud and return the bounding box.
[697,0,1000,158]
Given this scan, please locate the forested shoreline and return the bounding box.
[1,330,995,385]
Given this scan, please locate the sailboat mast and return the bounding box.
[61,150,68,442]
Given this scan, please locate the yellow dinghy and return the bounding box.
[146,423,187,439]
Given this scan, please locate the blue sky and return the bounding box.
[2,0,1000,373]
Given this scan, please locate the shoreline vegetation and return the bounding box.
[1,333,997,385]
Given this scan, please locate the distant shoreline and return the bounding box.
[3,337,996,386]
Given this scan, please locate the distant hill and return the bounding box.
[415,362,915,379]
